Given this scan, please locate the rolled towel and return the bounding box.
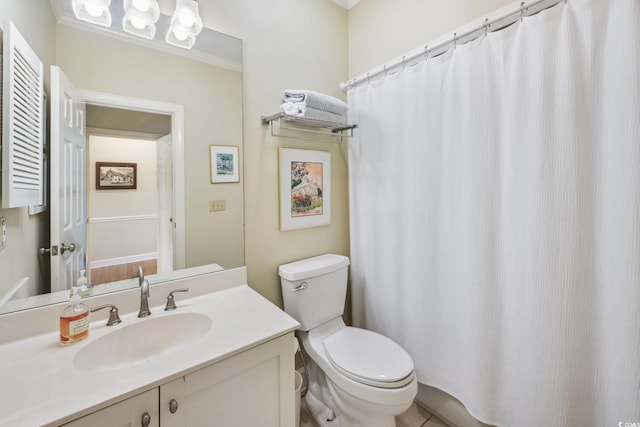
[303,390,336,422]
[283,89,348,116]
[281,102,347,125]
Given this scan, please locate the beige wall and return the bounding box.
[0,0,56,298]
[55,25,244,271]
[348,0,517,77]
[201,0,351,306]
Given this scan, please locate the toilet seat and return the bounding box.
[323,327,415,389]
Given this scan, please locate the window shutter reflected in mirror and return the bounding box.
[1,20,44,208]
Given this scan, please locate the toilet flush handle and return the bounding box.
[291,281,308,292]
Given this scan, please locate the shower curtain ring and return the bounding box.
[424,45,429,61]
[453,33,458,48]
[366,72,370,85]
[520,2,528,21]
[483,19,490,37]
[402,56,407,69]
[383,65,387,77]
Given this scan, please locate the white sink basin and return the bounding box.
[74,312,212,372]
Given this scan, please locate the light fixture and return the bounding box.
[123,0,160,39]
[166,0,203,49]
[72,0,112,27]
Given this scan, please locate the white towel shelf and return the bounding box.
[261,112,357,143]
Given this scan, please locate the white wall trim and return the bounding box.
[331,0,361,9]
[0,277,29,306]
[89,214,158,224]
[79,90,186,270]
[86,127,168,141]
[90,252,158,269]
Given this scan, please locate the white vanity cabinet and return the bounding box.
[0,273,301,427]
[62,333,295,427]
[61,388,159,427]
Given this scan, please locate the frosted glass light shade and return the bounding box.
[124,0,160,21]
[166,0,203,49]
[72,0,112,27]
[166,22,197,49]
[123,14,156,39]
[123,0,159,39]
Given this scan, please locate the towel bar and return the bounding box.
[261,112,357,143]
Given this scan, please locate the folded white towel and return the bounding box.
[281,102,347,124]
[283,89,348,116]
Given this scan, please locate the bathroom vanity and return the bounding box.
[0,268,299,426]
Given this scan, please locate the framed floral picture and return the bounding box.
[279,148,331,231]
[210,145,240,183]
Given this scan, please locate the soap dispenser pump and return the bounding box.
[59,287,90,345]
[77,269,92,297]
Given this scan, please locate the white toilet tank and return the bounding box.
[279,254,350,331]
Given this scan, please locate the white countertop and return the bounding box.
[0,283,299,426]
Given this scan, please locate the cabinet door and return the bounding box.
[62,388,159,427]
[161,333,295,427]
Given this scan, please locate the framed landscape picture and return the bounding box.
[210,145,240,183]
[279,148,331,231]
[96,162,137,190]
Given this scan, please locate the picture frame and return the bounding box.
[96,162,137,190]
[279,148,331,231]
[210,145,240,183]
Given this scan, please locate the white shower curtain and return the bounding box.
[347,1,640,426]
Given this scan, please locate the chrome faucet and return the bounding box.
[138,266,151,318]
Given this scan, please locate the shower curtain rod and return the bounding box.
[340,0,565,92]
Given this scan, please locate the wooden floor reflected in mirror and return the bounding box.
[90,259,157,285]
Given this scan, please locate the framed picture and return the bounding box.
[210,145,240,183]
[96,162,137,190]
[279,148,331,231]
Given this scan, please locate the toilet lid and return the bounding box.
[323,327,414,388]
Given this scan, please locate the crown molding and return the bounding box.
[332,0,361,10]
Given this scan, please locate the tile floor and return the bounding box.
[300,402,449,427]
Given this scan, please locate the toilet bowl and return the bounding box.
[279,254,417,427]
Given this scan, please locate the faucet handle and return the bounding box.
[164,288,189,311]
[90,304,122,326]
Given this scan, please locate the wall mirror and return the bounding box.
[0,0,244,314]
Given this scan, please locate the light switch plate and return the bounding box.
[209,199,226,212]
[1,217,6,249]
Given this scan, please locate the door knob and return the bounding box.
[60,243,76,254]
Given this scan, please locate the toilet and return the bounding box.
[279,254,417,427]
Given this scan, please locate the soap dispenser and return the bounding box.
[77,269,92,297]
[59,287,90,345]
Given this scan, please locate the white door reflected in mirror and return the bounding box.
[50,66,87,293]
